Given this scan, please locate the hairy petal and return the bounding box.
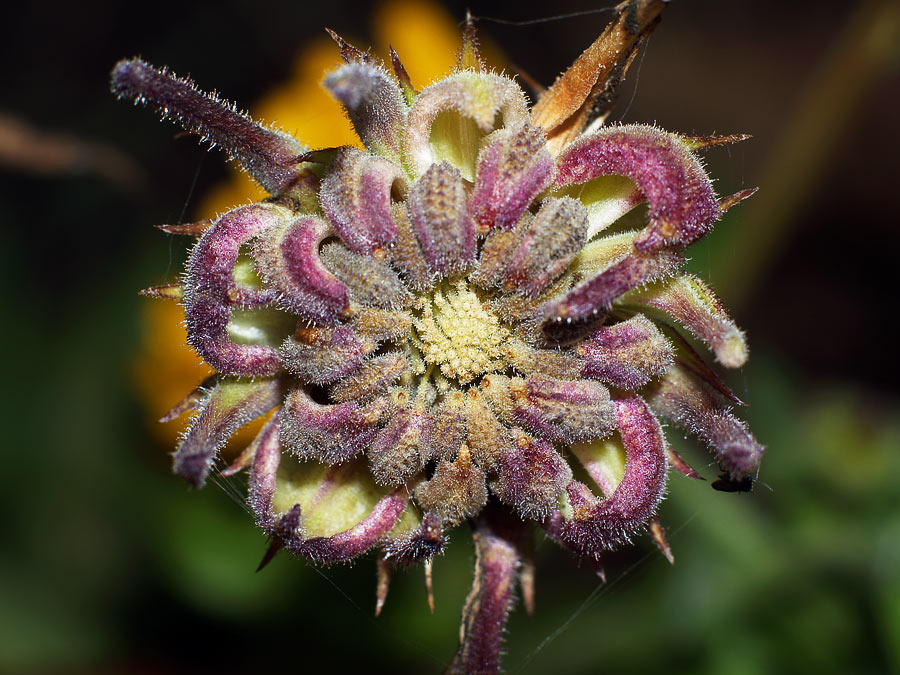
[500,197,588,297]
[173,377,284,487]
[279,388,387,464]
[469,123,556,232]
[184,204,289,376]
[368,407,433,487]
[383,511,446,566]
[253,214,350,324]
[110,58,310,196]
[625,274,749,368]
[280,324,376,384]
[647,363,765,478]
[555,124,720,250]
[541,247,684,343]
[319,147,405,253]
[407,161,477,277]
[545,397,668,558]
[578,314,674,389]
[414,447,488,526]
[323,61,407,160]
[448,505,528,675]
[405,72,530,178]
[494,429,572,520]
[319,242,412,310]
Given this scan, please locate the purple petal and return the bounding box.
[368,407,433,487]
[647,363,765,479]
[545,396,668,558]
[493,429,572,520]
[554,124,720,250]
[184,205,287,376]
[382,511,446,566]
[540,247,684,343]
[626,274,748,368]
[253,214,350,325]
[173,377,284,487]
[280,324,375,384]
[408,161,476,277]
[469,123,556,232]
[323,62,407,160]
[319,147,405,253]
[447,505,528,675]
[279,387,386,464]
[578,314,674,389]
[111,59,309,196]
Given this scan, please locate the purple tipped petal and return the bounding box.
[626,274,749,368]
[319,147,405,253]
[319,242,412,310]
[280,324,376,384]
[545,396,668,558]
[647,363,765,479]
[578,314,674,389]
[323,62,407,160]
[368,407,433,487]
[184,205,287,376]
[280,388,386,464]
[555,124,720,250]
[500,197,588,296]
[448,505,527,675]
[328,351,409,403]
[250,433,411,564]
[428,391,468,461]
[540,247,684,342]
[510,375,616,445]
[111,59,309,196]
[173,377,284,487]
[407,162,477,277]
[469,123,555,232]
[494,429,572,520]
[464,389,513,473]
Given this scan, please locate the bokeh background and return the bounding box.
[2,0,899,673]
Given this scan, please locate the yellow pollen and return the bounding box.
[413,281,509,384]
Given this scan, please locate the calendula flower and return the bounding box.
[114,1,764,672]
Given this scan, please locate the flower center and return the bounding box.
[413,280,509,385]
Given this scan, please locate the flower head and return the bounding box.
[115,2,764,671]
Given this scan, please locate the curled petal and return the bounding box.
[319,147,405,253]
[545,397,668,558]
[554,174,644,240]
[329,351,409,403]
[468,123,556,232]
[184,204,288,376]
[509,375,616,445]
[253,214,350,324]
[388,203,436,291]
[504,339,584,380]
[173,377,284,487]
[407,161,477,277]
[280,388,386,464]
[280,325,376,384]
[368,407,433,487]
[320,242,412,310]
[647,363,765,478]
[499,197,588,296]
[626,274,749,368]
[250,436,409,564]
[349,307,413,342]
[494,429,572,520]
[405,71,530,178]
[541,247,684,342]
[323,62,407,160]
[555,124,720,250]
[110,59,310,196]
[414,446,488,525]
[578,314,674,389]
[383,511,446,566]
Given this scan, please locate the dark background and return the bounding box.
[2,1,899,673]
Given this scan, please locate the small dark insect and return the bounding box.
[711,472,754,493]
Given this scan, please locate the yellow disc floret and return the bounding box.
[413,280,509,384]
